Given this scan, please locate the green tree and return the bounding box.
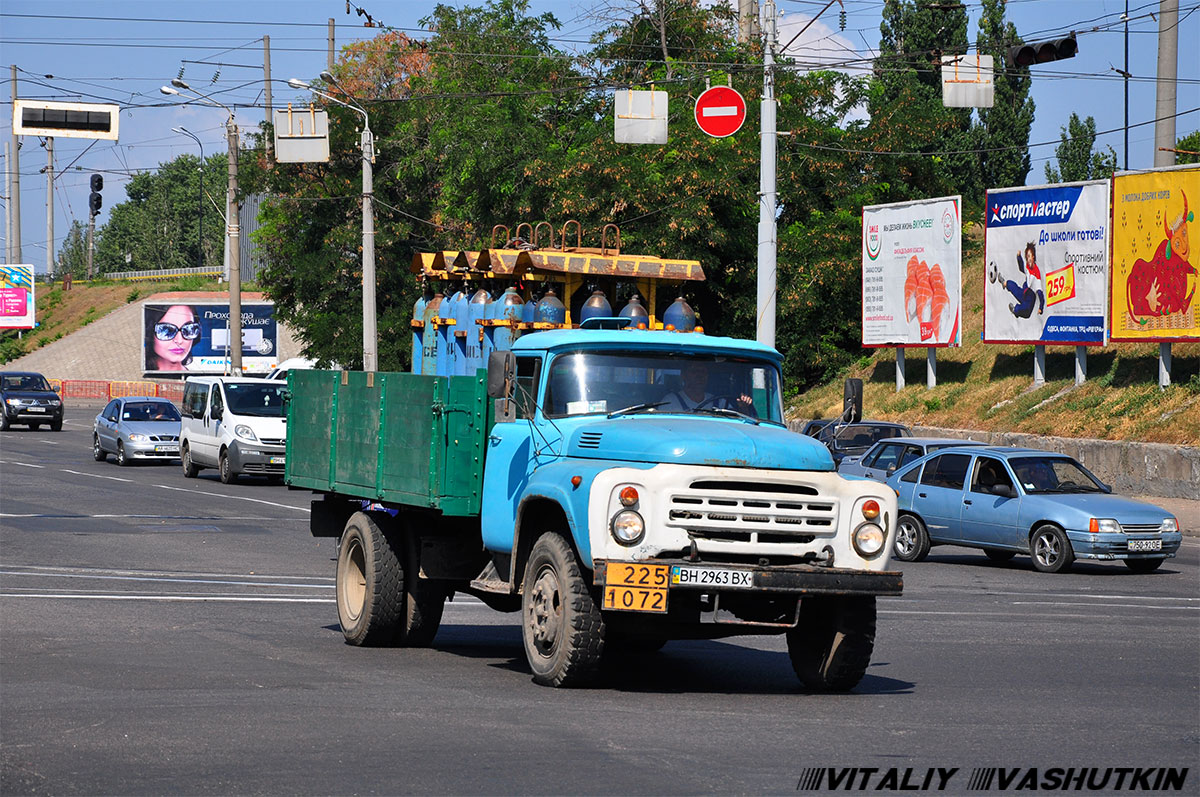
[1176,130,1200,165]
[94,154,225,274]
[975,0,1035,189]
[1044,113,1118,183]
[56,220,91,280]
[869,0,975,199]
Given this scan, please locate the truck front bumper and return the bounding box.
[594,558,903,596]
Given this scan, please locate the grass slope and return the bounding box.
[786,238,1200,446]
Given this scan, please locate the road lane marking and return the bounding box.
[35,439,61,446]
[0,569,333,590]
[0,593,332,603]
[1,513,296,520]
[152,483,311,513]
[1,461,45,469]
[1,564,333,582]
[59,468,133,483]
[1010,600,1196,610]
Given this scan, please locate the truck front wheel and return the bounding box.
[787,596,877,692]
[521,533,605,687]
[336,512,405,646]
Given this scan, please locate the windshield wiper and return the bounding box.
[690,407,762,425]
[607,401,668,419]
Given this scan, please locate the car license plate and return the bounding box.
[155,445,178,453]
[27,407,45,413]
[670,565,754,589]
[1128,538,1162,552]
[269,456,285,465]
[604,562,668,613]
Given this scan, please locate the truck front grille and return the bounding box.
[665,480,838,544]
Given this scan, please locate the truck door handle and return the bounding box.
[918,492,927,498]
[963,499,973,505]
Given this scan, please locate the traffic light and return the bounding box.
[1007,33,1077,68]
[89,173,103,215]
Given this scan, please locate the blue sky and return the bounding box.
[1,0,1197,273]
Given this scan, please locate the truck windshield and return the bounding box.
[544,351,784,424]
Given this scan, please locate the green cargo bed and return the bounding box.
[285,370,490,516]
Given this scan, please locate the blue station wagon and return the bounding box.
[885,447,1182,573]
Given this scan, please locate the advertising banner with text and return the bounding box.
[0,265,36,330]
[1110,166,1199,342]
[862,196,962,347]
[143,301,279,376]
[983,181,1109,345]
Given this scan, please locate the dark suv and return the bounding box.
[0,371,64,431]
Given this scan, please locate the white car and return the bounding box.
[179,377,287,484]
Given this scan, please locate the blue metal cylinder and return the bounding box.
[521,295,536,324]
[438,290,462,376]
[535,288,566,325]
[420,293,443,375]
[466,288,491,375]
[619,295,649,327]
[494,287,525,352]
[579,290,612,324]
[661,296,696,332]
[453,287,471,376]
[412,290,428,374]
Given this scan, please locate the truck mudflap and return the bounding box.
[593,558,903,598]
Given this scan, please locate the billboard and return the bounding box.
[862,196,962,347]
[0,265,35,330]
[1110,166,1199,342]
[983,181,1109,345]
[143,302,278,376]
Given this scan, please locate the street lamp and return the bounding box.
[161,79,243,374]
[288,74,377,372]
[171,126,204,270]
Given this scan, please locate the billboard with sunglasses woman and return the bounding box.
[143,301,280,376]
[144,304,201,373]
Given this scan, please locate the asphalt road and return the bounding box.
[2,410,1198,795]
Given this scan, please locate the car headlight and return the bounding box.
[1089,518,1122,533]
[853,523,886,558]
[49,399,61,406]
[234,424,259,442]
[611,510,645,546]
[1161,517,1178,534]
[127,433,149,442]
[5,398,21,406]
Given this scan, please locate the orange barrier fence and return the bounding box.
[54,379,186,403]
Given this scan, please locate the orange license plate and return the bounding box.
[604,562,669,613]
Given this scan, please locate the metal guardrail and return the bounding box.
[106,266,226,282]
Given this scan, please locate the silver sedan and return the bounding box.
[93,396,182,466]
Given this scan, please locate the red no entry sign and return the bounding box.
[694,86,747,138]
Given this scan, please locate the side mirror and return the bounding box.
[487,350,516,399]
[210,405,223,421]
[886,464,897,474]
[991,483,1016,498]
[843,378,863,424]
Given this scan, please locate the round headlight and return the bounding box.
[853,523,886,558]
[611,510,645,546]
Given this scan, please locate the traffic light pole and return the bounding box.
[10,65,21,265]
[45,137,53,279]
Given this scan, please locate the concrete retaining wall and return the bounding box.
[786,421,1199,500]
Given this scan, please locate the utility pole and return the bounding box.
[756,0,777,348]
[738,0,760,45]
[1124,0,1129,170]
[45,137,53,279]
[227,119,243,374]
[1154,0,1178,389]
[361,125,377,371]
[328,19,336,70]
[264,36,273,158]
[10,65,22,264]
[4,142,10,264]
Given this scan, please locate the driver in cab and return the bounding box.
[661,361,753,415]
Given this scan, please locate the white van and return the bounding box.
[180,376,288,484]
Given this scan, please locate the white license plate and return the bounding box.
[669,565,754,589]
[1128,538,1162,552]
[269,456,285,465]
[27,407,46,413]
[155,446,178,453]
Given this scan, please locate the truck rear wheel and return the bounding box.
[521,533,605,687]
[787,596,876,692]
[336,512,405,646]
[398,531,446,648]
